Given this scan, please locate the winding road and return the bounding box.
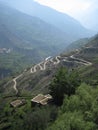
[13,74,23,94]
[70,55,92,65]
[30,62,43,73]
[12,50,92,94]
[70,53,92,66]
[53,56,61,65]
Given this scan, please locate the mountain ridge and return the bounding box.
[1,0,94,40]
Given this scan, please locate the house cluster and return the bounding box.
[10,94,52,108]
[0,48,11,54]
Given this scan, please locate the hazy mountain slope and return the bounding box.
[65,38,89,52]
[76,34,98,60]
[1,0,93,40]
[0,3,68,50]
[0,3,70,78]
[86,34,98,47]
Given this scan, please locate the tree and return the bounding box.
[23,106,56,130]
[47,84,98,130]
[49,67,80,106]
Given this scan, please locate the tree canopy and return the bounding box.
[49,67,81,105]
[47,83,98,130]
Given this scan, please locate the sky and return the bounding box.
[34,0,98,29]
[34,0,96,17]
[1,0,97,30]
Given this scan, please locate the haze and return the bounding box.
[1,0,98,31]
[35,0,98,31]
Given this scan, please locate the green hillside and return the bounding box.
[65,38,89,52]
[1,34,98,95]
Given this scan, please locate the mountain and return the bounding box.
[65,33,98,53]
[0,1,98,129]
[0,3,71,78]
[1,33,98,96]
[65,34,98,84]
[1,0,94,40]
[74,34,98,59]
[0,1,95,79]
[65,38,90,52]
[0,3,68,50]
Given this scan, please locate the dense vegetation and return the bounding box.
[1,67,98,130]
[47,83,98,130]
[49,67,81,105]
[47,67,98,130]
[0,98,57,130]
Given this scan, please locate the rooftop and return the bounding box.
[31,94,52,105]
[10,99,26,108]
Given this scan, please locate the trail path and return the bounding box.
[13,74,23,94]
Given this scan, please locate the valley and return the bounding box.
[0,0,98,130]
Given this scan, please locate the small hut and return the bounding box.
[31,94,52,107]
[10,99,26,108]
